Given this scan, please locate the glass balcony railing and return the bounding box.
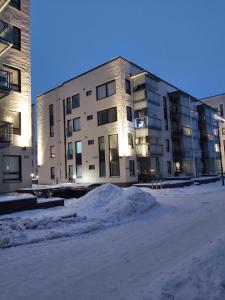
[135,116,161,130]
[150,144,163,156]
[0,121,13,147]
[0,19,13,56]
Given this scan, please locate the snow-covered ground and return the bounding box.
[0,182,225,300]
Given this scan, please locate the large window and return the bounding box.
[67,142,73,159]
[4,65,21,92]
[50,146,55,158]
[109,134,120,176]
[72,94,80,109]
[10,0,21,10]
[66,97,72,114]
[11,26,21,50]
[67,119,72,137]
[125,79,131,95]
[163,96,168,130]
[96,80,116,100]
[98,136,106,177]
[128,133,134,148]
[220,104,224,117]
[50,167,55,180]
[126,106,132,122]
[129,160,135,176]
[73,117,80,131]
[49,104,54,137]
[2,155,21,182]
[75,141,82,177]
[97,107,117,126]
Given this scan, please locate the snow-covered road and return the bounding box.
[1,183,225,300]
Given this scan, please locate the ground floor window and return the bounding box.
[109,134,120,176]
[50,167,55,180]
[2,155,21,182]
[167,161,172,174]
[129,160,135,176]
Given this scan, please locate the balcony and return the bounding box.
[136,144,149,157]
[0,0,10,12]
[0,121,13,147]
[0,69,11,98]
[0,19,13,56]
[135,116,161,130]
[150,144,163,156]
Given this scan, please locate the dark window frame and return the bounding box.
[87,115,93,120]
[125,79,131,95]
[72,94,80,109]
[50,146,55,158]
[108,134,120,177]
[129,160,135,176]
[49,104,54,137]
[96,80,116,100]
[73,117,80,132]
[97,107,117,126]
[126,106,132,122]
[4,64,21,92]
[9,0,21,10]
[2,155,22,183]
[88,139,94,145]
[50,167,55,180]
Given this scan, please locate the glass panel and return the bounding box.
[107,80,116,97]
[97,84,107,100]
[75,141,82,154]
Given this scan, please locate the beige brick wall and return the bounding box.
[0,0,32,193]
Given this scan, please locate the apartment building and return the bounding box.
[37,56,219,185]
[202,93,225,173]
[0,0,32,193]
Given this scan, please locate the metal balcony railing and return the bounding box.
[0,121,13,147]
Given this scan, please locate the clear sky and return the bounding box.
[31,0,225,103]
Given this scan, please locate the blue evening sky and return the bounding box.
[31,0,225,103]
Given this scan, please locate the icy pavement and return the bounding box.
[0,182,225,300]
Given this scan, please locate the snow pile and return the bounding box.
[71,183,156,223]
[0,184,156,248]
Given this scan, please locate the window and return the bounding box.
[87,115,93,120]
[126,106,132,122]
[86,90,92,96]
[11,26,21,50]
[128,133,134,148]
[220,104,224,117]
[89,165,95,170]
[166,139,170,152]
[50,167,55,180]
[68,165,73,179]
[163,96,169,130]
[67,119,72,137]
[183,127,192,136]
[129,160,135,176]
[215,144,220,152]
[50,146,55,158]
[73,117,80,131]
[88,139,94,145]
[10,0,21,10]
[99,136,106,177]
[167,161,172,174]
[109,134,120,176]
[4,65,21,92]
[67,142,73,159]
[3,110,21,135]
[96,80,116,100]
[97,107,117,126]
[2,155,21,182]
[66,97,72,114]
[222,128,225,135]
[75,141,82,177]
[72,94,80,109]
[135,136,148,145]
[49,104,54,137]
[125,79,131,95]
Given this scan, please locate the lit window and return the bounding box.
[183,127,192,136]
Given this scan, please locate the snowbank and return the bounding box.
[0,184,156,248]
